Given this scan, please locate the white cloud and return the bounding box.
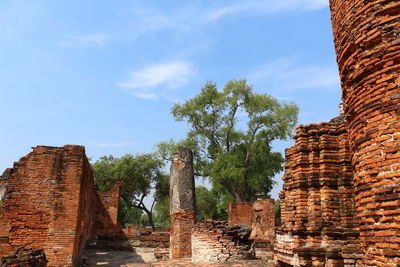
[111,0,329,40]
[74,33,111,46]
[60,33,112,47]
[118,61,195,100]
[202,0,329,23]
[248,57,340,91]
[87,141,135,148]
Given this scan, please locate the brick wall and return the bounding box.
[275,118,361,266]
[330,1,400,265]
[228,202,253,226]
[91,184,122,237]
[249,199,275,248]
[170,211,196,259]
[0,145,96,267]
[191,220,254,263]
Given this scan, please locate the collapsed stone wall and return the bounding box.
[191,220,254,263]
[0,145,95,267]
[275,118,361,266]
[330,0,400,265]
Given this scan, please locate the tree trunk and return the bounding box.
[144,208,156,231]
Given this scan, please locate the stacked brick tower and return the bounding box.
[275,118,361,266]
[330,1,400,266]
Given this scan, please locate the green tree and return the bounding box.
[171,79,298,202]
[153,197,170,227]
[92,153,169,229]
[275,199,281,226]
[195,186,218,221]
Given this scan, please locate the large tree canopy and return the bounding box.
[93,153,169,229]
[171,79,298,202]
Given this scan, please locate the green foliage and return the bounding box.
[196,186,218,221]
[170,79,299,202]
[275,199,281,226]
[153,197,170,227]
[92,153,169,229]
[118,198,142,227]
[195,185,233,221]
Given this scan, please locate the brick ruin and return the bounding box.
[0,145,121,267]
[169,147,197,259]
[0,1,399,266]
[228,202,253,227]
[191,220,254,263]
[275,118,362,266]
[275,1,400,266]
[330,0,400,265]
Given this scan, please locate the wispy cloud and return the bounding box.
[75,33,111,46]
[87,141,135,148]
[248,57,340,91]
[203,0,328,23]
[118,61,195,100]
[60,33,112,47]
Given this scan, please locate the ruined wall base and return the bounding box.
[0,248,47,267]
[192,220,254,263]
[170,211,196,259]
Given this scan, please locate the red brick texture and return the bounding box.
[275,118,361,266]
[91,184,122,237]
[191,220,254,263]
[0,145,123,267]
[228,202,253,227]
[0,145,95,267]
[170,211,196,259]
[249,199,275,248]
[330,1,400,266]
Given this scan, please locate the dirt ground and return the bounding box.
[83,248,274,267]
[83,248,157,266]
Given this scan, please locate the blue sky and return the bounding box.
[0,0,341,198]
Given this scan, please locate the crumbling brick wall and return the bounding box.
[330,1,400,265]
[91,184,122,237]
[0,145,95,267]
[0,247,47,267]
[228,202,253,227]
[191,220,254,263]
[249,199,275,248]
[275,118,361,266]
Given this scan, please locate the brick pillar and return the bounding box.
[169,147,196,259]
[330,1,400,265]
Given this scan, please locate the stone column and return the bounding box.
[330,1,400,265]
[169,147,196,259]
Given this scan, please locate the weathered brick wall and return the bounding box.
[0,145,95,267]
[228,202,253,227]
[249,199,275,248]
[170,211,196,259]
[0,247,47,267]
[191,220,254,263]
[275,118,361,266]
[330,1,400,265]
[91,184,122,237]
